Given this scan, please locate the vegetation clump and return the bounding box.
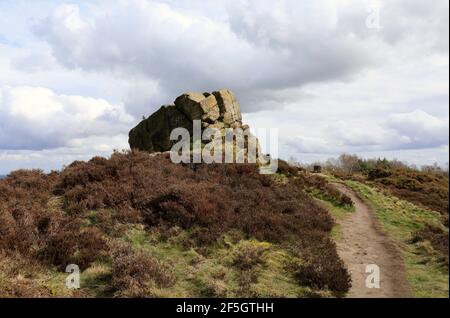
[0,151,351,297]
[111,244,176,297]
[314,154,448,216]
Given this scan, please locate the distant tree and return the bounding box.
[356,159,370,173]
[375,158,391,169]
[287,156,301,167]
[323,157,339,172]
[338,153,360,174]
[389,159,410,170]
[421,162,448,177]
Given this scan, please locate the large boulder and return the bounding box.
[129,89,260,159]
[129,105,193,152]
[212,89,242,126]
[173,89,243,128]
[174,92,220,123]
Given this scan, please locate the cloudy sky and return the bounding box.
[0,0,448,173]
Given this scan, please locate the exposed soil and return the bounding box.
[332,183,411,298]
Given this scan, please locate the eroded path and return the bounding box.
[332,183,411,298]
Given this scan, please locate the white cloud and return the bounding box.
[386,110,449,149]
[0,85,133,150]
[33,0,379,114]
[0,0,448,171]
[0,133,130,174]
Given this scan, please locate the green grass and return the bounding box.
[306,188,355,213]
[271,173,289,185]
[322,200,353,242]
[340,179,448,298]
[0,254,76,297]
[118,224,324,297]
[80,261,113,297]
[0,220,338,298]
[307,187,355,243]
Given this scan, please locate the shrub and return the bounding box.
[411,225,449,267]
[0,150,351,296]
[316,155,449,216]
[232,241,267,270]
[111,245,176,297]
[295,173,354,208]
[367,168,448,215]
[290,235,351,296]
[236,268,260,297]
[368,168,392,180]
[38,222,107,270]
[277,159,299,176]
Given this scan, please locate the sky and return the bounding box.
[0,0,448,173]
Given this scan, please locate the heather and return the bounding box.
[0,151,350,297]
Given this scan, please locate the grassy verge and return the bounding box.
[307,186,355,242]
[108,224,331,298]
[336,179,448,298]
[0,253,77,298]
[0,156,352,298]
[0,223,333,298]
[320,201,354,241]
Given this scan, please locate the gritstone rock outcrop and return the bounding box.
[129,89,258,158]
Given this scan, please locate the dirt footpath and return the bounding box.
[332,183,411,298]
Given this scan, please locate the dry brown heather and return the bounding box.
[328,160,449,276]
[330,162,449,218]
[0,151,351,297]
[367,167,449,217]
